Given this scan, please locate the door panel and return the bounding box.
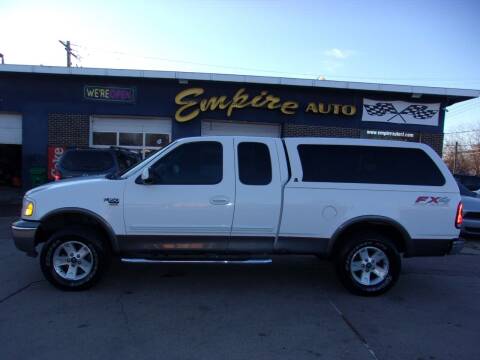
[123,138,235,252]
[229,139,282,251]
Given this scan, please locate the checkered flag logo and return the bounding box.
[363,100,439,124]
[400,105,438,120]
[364,103,398,117]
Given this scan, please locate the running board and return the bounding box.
[121,258,272,265]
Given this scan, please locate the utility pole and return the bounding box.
[58,40,78,67]
[453,141,458,174]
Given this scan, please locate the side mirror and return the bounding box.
[141,167,153,184]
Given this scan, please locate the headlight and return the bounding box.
[23,199,35,217]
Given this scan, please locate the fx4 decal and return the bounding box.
[104,197,120,206]
[415,196,450,206]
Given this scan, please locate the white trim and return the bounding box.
[0,64,478,99]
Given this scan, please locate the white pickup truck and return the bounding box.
[12,136,464,295]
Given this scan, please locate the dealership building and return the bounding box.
[0,64,479,189]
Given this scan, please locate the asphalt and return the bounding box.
[1,215,479,360]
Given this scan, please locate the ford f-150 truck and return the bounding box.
[12,136,464,295]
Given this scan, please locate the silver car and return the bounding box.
[458,182,480,239]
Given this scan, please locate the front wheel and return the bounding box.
[336,232,401,296]
[40,228,109,290]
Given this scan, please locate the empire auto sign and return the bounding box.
[174,87,357,122]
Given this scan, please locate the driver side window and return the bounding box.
[149,141,223,185]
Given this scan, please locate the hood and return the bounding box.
[25,175,107,197]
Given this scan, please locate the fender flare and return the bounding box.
[39,207,119,252]
[327,215,412,255]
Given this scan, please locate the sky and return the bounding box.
[0,0,479,136]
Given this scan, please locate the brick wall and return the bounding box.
[282,124,444,155]
[283,124,362,138]
[419,133,444,156]
[48,114,90,147]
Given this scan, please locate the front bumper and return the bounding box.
[11,219,40,257]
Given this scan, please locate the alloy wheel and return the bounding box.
[52,241,94,281]
[350,246,390,286]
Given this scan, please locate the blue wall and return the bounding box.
[0,71,453,188]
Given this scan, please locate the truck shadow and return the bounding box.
[96,254,473,303]
[102,255,347,296]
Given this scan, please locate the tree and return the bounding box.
[443,127,480,175]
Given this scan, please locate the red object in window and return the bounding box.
[455,202,463,229]
[54,169,62,181]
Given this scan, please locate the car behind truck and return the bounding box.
[12,136,464,295]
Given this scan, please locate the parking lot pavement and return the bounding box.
[1,216,479,360]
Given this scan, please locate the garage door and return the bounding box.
[201,120,281,137]
[91,116,172,157]
[0,114,22,144]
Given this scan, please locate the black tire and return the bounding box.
[40,227,109,291]
[335,231,401,296]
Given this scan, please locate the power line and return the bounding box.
[448,98,480,110]
[445,143,471,146]
[73,43,480,83]
[447,100,480,114]
[445,108,480,120]
[444,129,480,135]
[452,150,480,155]
[447,113,479,122]
[75,44,325,77]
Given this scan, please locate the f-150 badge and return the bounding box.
[104,198,119,206]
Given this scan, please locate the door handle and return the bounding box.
[210,196,230,205]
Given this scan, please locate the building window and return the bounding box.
[90,117,172,159]
[145,133,169,147]
[119,133,143,146]
[92,131,170,159]
[297,145,445,186]
[92,132,117,146]
[238,142,272,185]
[93,131,170,158]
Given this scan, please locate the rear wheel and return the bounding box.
[40,228,109,290]
[336,232,401,296]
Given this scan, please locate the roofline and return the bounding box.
[0,64,479,99]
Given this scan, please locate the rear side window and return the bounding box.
[60,151,114,172]
[238,142,272,185]
[150,141,222,185]
[297,145,445,186]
